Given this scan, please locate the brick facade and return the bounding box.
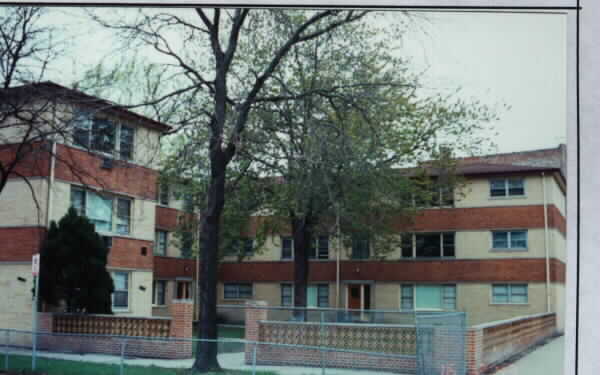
[54,144,158,200]
[0,226,46,261]
[155,206,180,231]
[217,258,565,283]
[107,237,153,270]
[0,142,51,179]
[153,256,196,279]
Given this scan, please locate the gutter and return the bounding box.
[542,172,551,313]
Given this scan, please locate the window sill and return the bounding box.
[490,303,529,306]
[112,308,130,313]
[222,298,252,302]
[490,248,528,252]
[489,195,527,200]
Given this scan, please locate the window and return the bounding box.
[281,237,293,260]
[351,235,370,259]
[492,284,528,304]
[414,232,455,258]
[281,283,293,306]
[492,231,528,250]
[309,236,329,260]
[307,284,329,307]
[152,280,166,305]
[181,232,193,258]
[224,283,253,299]
[176,281,192,299]
[230,238,254,257]
[158,184,169,206]
[155,231,168,256]
[72,112,135,160]
[414,184,454,208]
[183,193,194,212]
[119,125,134,160]
[401,285,414,310]
[490,178,525,197]
[70,187,132,235]
[112,272,129,309]
[401,284,456,311]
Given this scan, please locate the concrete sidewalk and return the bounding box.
[496,336,564,375]
[5,347,393,375]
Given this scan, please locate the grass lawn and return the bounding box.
[0,354,276,375]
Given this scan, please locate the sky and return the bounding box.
[41,8,567,155]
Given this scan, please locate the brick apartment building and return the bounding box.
[0,82,566,332]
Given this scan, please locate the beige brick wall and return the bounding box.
[110,269,153,317]
[0,178,48,227]
[0,264,34,330]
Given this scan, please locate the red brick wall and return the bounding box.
[0,226,46,261]
[107,237,153,270]
[218,258,565,283]
[548,204,566,235]
[155,206,180,231]
[54,144,158,199]
[153,256,196,279]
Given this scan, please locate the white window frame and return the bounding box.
[152,279,167,306]
[403,232,456,258]
[223,283,253,300]
[154,230,168,256]
[71,186,133,236]
[111,271,130,311]
[491,284,529,305]
[491,230,528,250]
[489,177,526,198]
[72,111,136,161]
[281,283,294,307]
[309,236,329,260]
[281,237,293,260]
[400,284,457,311]
[281,283,329,308]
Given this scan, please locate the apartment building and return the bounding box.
[0,82,566,332]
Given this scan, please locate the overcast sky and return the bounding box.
[44,8,567,155]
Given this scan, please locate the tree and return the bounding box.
[38,207,114,314]
[89,8,382,371]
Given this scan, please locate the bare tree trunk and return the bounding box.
[292,216,311,321]
[193,151,226,372]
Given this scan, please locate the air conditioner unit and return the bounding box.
[101,157,113,169]
[102,236,113,249]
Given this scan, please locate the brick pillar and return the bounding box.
[245,300,268,364]
[168,299,193,359]
[466,327,483,375]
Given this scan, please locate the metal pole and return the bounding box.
[32,274,40,371]
[320,311,325,375]
[4,330,9,371]
[120,340,127,375]
[252,342,257,375]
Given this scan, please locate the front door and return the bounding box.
[348,285,361,310]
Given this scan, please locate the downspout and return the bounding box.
[542,172,551,313]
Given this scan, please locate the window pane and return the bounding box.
[155,231,167,256]
[243,239,254,256]
[442,285,456,310]
[401,234,413,258]
[508,178,524,196]
[492,285,509,303]
[510,284,528,303]
[318,285,329,307]
[441,186,454,206]
[159,184,169,206]
[88,192,113,232]
[490,179,506,197]
[70,188,86,216]
[73,112,91,147]
[119,125,134,160]
[492,232,509,248]
[113,272,128,308]
[239,284,252,299]
[401,285,414,310]
[113,291,128,308]
[181,232,193,258]
[318,236,329,259]
[91,118,115,153]
[510,231,527,248]
[281,284,293,306]
[281,237,293,259]
[307,286,318,308]
[416,285,442,310]
[352,235,369,259]
[443,232,455,257]
[416,233,441,257]
[116,198,131,235]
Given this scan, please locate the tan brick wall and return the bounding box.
[0,264,34,330]
[0,178,48,226]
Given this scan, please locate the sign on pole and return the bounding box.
[32,253,40,276]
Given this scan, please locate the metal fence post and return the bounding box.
[120,339,127,375]
[4,330,8,371]
[320,311,325,375]
[252,342,257,375]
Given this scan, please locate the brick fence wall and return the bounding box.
[244,301,417,374]
[466,312,557,374]
[37,300,193,359]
